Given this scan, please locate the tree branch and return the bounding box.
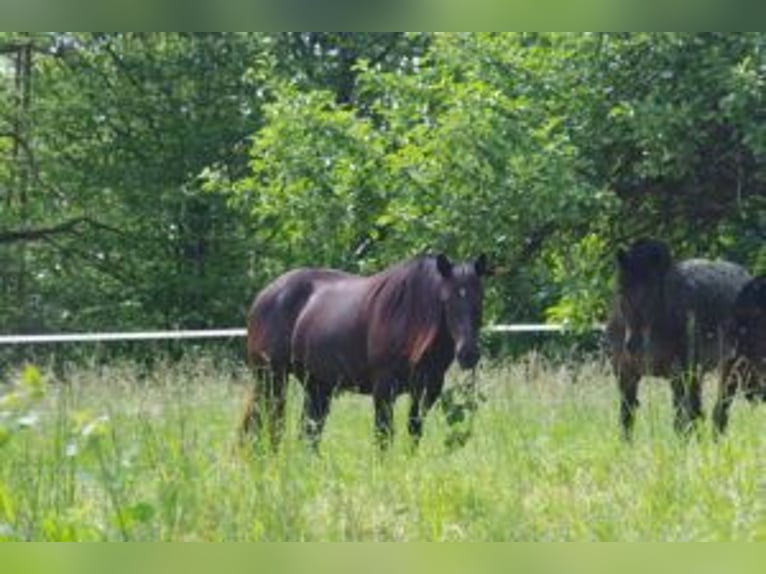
[0,217,122,244]
[42,235,137,287]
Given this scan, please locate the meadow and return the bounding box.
[0,354,763,541]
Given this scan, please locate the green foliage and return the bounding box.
[228,86,390,272]
[0,364,47,444]
[439,371,486,452]
[2,33,765,342]
[215,33,766,328]
[544,234,613,330]
[2,33,272,333]
[0,363,48,537]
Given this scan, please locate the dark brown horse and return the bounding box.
[713,275,766,433]
[241,267,351,445]
[291,253,490,449]
[606,239,751,440]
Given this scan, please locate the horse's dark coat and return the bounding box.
[607,239,751,439]
[712,275,766,432]
[242,254,489,449]
[241,267,351,444]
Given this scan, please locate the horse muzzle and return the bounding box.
[456,344,480,370]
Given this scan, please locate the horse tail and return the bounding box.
[240,296,291,449]
[240,355,289,450]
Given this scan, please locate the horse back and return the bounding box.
[732,275,766,365]
[669,260,751,327]
[291,276,376,389]
[291,267,449,391]
[247,268,351,367]
[608,259,751,375]
[664,261,750,363]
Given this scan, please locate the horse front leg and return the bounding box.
[301,377,332,452]
[614,357,641,442]
[713,356,740,437]
[671,367,703,438]
[407,391,423,445]
[373,376,397,450]
[617,366,641,443]
[408,375,445,447]
[686,370,704,433]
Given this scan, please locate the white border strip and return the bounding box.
[0,324,604,345]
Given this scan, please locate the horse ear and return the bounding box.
[475,253,492,276]
[436,253,453,278]
[616,248,629,270]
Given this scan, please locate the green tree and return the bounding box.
[219,33,766,329]
[2,33,272,334]
[3,33,764,351]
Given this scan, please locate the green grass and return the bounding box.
[0,355,763,541]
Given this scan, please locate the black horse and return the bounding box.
[606,239,751,440]
[712,275,766,433]
[291,254,490,449]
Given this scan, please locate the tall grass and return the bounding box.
[0,355,763,541]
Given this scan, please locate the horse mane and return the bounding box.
[367,255,446,365]
[618,238,673,285]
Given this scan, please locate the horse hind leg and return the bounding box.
[713,357,742,437]
[240,367,265,439]
[757,366,766,402]
[687,372,704,427]
[741,360,762,403]
[266,368,288,448]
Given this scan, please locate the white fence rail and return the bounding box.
[0,329,247,345]
[0,324,605,346]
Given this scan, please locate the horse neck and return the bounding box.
[368,262,445,360]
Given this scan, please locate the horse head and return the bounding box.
[436,253,492,369]
[615,238,673,355]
